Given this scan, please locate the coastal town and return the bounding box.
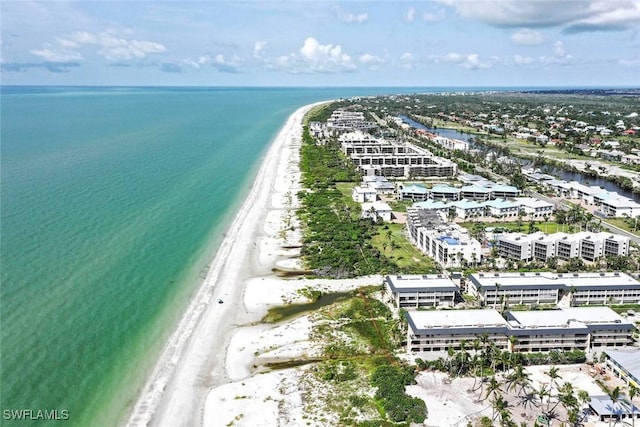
[123,93,640,427]
[205,92,640,427]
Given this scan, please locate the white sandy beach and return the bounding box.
[126,101,328,427]
[125,100,631,427]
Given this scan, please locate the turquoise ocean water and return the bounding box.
[1,86,442,426]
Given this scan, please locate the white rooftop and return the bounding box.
[386,274,457,290]
[509,307,629,329]
[408,309,508,329]
[471,271,639,289]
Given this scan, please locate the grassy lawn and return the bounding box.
[603,218,640,235]
[458,220,576,234]
[371,223,438,273]
[335,182,361,212]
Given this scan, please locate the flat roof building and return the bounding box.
[406,309,509,352]
[384,274,459,308]
[496,231,630,263]
[406,307,635,354]
[468,271,640,307]
[604,349,640,388]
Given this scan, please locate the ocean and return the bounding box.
[0,86,438,426]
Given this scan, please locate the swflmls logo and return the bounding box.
[3,409,69,421]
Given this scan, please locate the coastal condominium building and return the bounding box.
[515,197,554,219]
[361,201,392,222]
[352,186,378,203]
[468,271,640,307]
[406,307,635,353]
[496,231,629,262]
[326,110,377,134]
[406,309,510,353]
[406,208,482,268]
[339,131,457,179]
[505,307,634,352]
[431,135,469,151]
[384,274,459,308]
[398,184,429,201]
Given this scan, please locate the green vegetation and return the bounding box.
[298,125,397,277]
[303,101,338,126]
[371,223,439,273]
[266,286,427,426]
[299,108,442,277]
[371,365,427,424]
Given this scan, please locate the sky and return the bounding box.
[1,0,640,87]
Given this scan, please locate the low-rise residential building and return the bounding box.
[352,186,377,203]
[361,201,392,222]
[339,131,457,179]
[407,208,482,268]
[362,175,395,193]
[399,184,429,201]
[467,271,640,307]
[515,197,554,218]
[450,199,487,219]
[598,196,640,218]
[406,307,635,353]
[326,110,376,134]
[486,184,521,199]
[460,185,492,201]
[484,199,520,218]
[429,184,461,201]
[506,307,634,352]
[384,274,459,308]
[496,231,630,262]
[406,309,510,353]
[604,349,640,388]
[431,135,469,151]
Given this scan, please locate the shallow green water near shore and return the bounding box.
[1,86,420,426]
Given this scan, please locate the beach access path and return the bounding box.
[126,102,324,427]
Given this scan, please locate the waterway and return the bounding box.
[399,115,639,201]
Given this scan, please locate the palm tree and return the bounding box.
[628,384,638,427]
[483,376,503,402]
[607,386,622,427]
[491,393,508,424]
[555,382,579,422]
[471,339,483,391]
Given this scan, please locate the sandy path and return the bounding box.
[125,102,323,427]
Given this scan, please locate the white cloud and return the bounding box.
[213,54,242,73]
[513,54,534,65]
[399,52,415,69]
[407,7,416,22]
[183,54,212,70]
[511,29,544,45]
[340,12,368,23]
[359,53,383,64]
[254,40,268,57]
[332,6,368,23]
[98,34,166,60]
[34,30,165,62]
[266,37,356,73]
[298,37,355,72]
[432,52,493,69]
[359,53,385,70]
[30,46,83,62]
[553,41,568,57]
[439,0,640,33]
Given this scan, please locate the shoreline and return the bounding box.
[125,101,327,427]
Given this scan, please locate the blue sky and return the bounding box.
[2,1,639,86]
